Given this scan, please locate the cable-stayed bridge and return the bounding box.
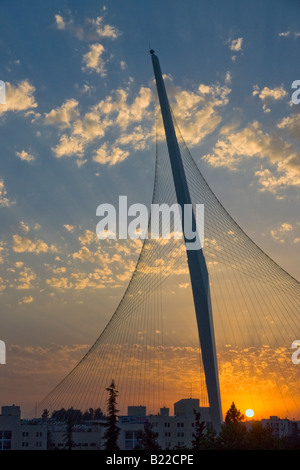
[32,52,300,429]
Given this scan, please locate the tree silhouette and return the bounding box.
[141,421,160,450]
[225,402,244,423]
[63,417,75,451]
[246,420,280,450]
[217,402,247,449]
[104,380,120,450]
[52,407,83,424]
[191,410,206,449]
[41,409,49,420]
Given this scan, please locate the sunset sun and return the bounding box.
[245,409,255,418]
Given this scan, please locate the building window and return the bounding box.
[124,431,142,450]
[164,422,170,427]
[0,431,12,450]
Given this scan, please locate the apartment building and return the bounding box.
[0,405,47,450]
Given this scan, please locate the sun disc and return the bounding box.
[245,409,254,418]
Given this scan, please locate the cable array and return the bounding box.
[32,94,300,422]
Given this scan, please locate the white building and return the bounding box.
[48,422,105,450]
[118,398,212,450]
[0,405,47,450]
[261,416,296,438]
[2,402,298,450]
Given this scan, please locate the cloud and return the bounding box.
[63,224,75,232]
[96,86,152,130]
[12,234,57,254]
[166,80,231,146]
[52,108,110,160]
[78,229,98,245]
[0,276,6,292]
[116,125,152,151]
[93,144,129,166]
[270,222,293,242]
[43,233,143,293]
[16,149,36,163]
[19,221,30,234]
[253,85,287,112]
[253,85,287,101]
[16,267,36,289]
[51,85,153,164]
[53,134,86,159]
[0,80,37,116]
[229,37,243,51]
[254,167,300,196]
[279,31,290,37]
[52,266,67,274]
[15,261,24,268]
[85,16,120,40]
[82,43,107,76]
[202,115,300,197]
[54,14,65,30]
[226,37,243,61]
[50,76,229,165]
[278,31,300,39]
[277,114,300,140]
[54,13,120,41]
[203,119,299,172]
[0,247,5,264]
[46,266,115,290]
[0,179,13,207]
[46,276,72,290]
[19,295,34,304]
[179,282,189,289]
[44,99,79,128]
[54,12,120,80]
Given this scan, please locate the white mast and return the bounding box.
[150,50,223,432]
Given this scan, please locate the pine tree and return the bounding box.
[217,402,247,449]
[141,421,160,450]
[63,417,75,450]
[191,410,206,449]
[104,380,120,450]
[225,402,244,423]
[41,409,49,420]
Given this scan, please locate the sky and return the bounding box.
[0,0,299,419]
